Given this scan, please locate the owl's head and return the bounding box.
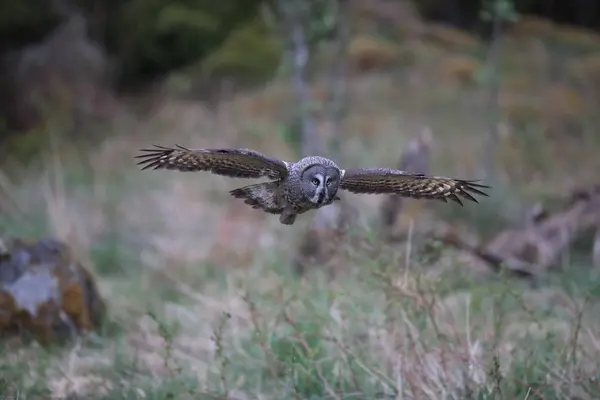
[301,164,341,205]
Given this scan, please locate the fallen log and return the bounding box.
[435,184,600,278]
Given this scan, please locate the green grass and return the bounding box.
[2,167,600,397]
[2,204,600,399]
[3,175,600,396]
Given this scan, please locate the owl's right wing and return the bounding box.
[135,145,289,180]
[339,167,490,205]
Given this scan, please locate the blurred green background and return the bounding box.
[2,0,600,399]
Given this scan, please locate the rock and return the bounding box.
[0,236,105,345]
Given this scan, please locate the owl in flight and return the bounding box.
[135,145,490,225]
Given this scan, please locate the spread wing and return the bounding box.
[339,168,490,205]
[135,145,289,180]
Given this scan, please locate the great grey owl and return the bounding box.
[135,145,490,225]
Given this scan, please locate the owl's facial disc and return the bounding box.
[310,173,327,204]
[303,165,340,206]
[324,168,340,201]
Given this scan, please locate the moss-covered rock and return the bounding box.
[0,236,106,345]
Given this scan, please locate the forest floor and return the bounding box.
[3,27,600,398]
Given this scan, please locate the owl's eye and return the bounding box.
[311,178,320,186]
[325,178,332,186]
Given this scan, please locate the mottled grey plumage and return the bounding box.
[135,145,490,225]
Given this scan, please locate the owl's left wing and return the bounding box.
[339,168,490,205]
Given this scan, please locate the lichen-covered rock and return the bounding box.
[0,236,105,345]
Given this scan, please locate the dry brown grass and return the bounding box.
[347,35,402,73]
[499,82,585,128]
[567,53,600,86]
[507,15,556,39]
[553,25,600,48]
[436,54,482,87]
[421,23,483,52]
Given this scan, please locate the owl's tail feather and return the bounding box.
[229,182,284,215]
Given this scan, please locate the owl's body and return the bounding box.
[135,145,490,225]
[230,156,342,224]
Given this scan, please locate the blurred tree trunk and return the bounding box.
[277,0,322,156]
[277,0,355,276]
[594,228,600,271]
[482,2,502,179]
[327,0,350,159]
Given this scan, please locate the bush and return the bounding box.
[110,0,266,82]
[199,16,282,85]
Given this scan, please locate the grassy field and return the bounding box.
[3,22,600,398]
